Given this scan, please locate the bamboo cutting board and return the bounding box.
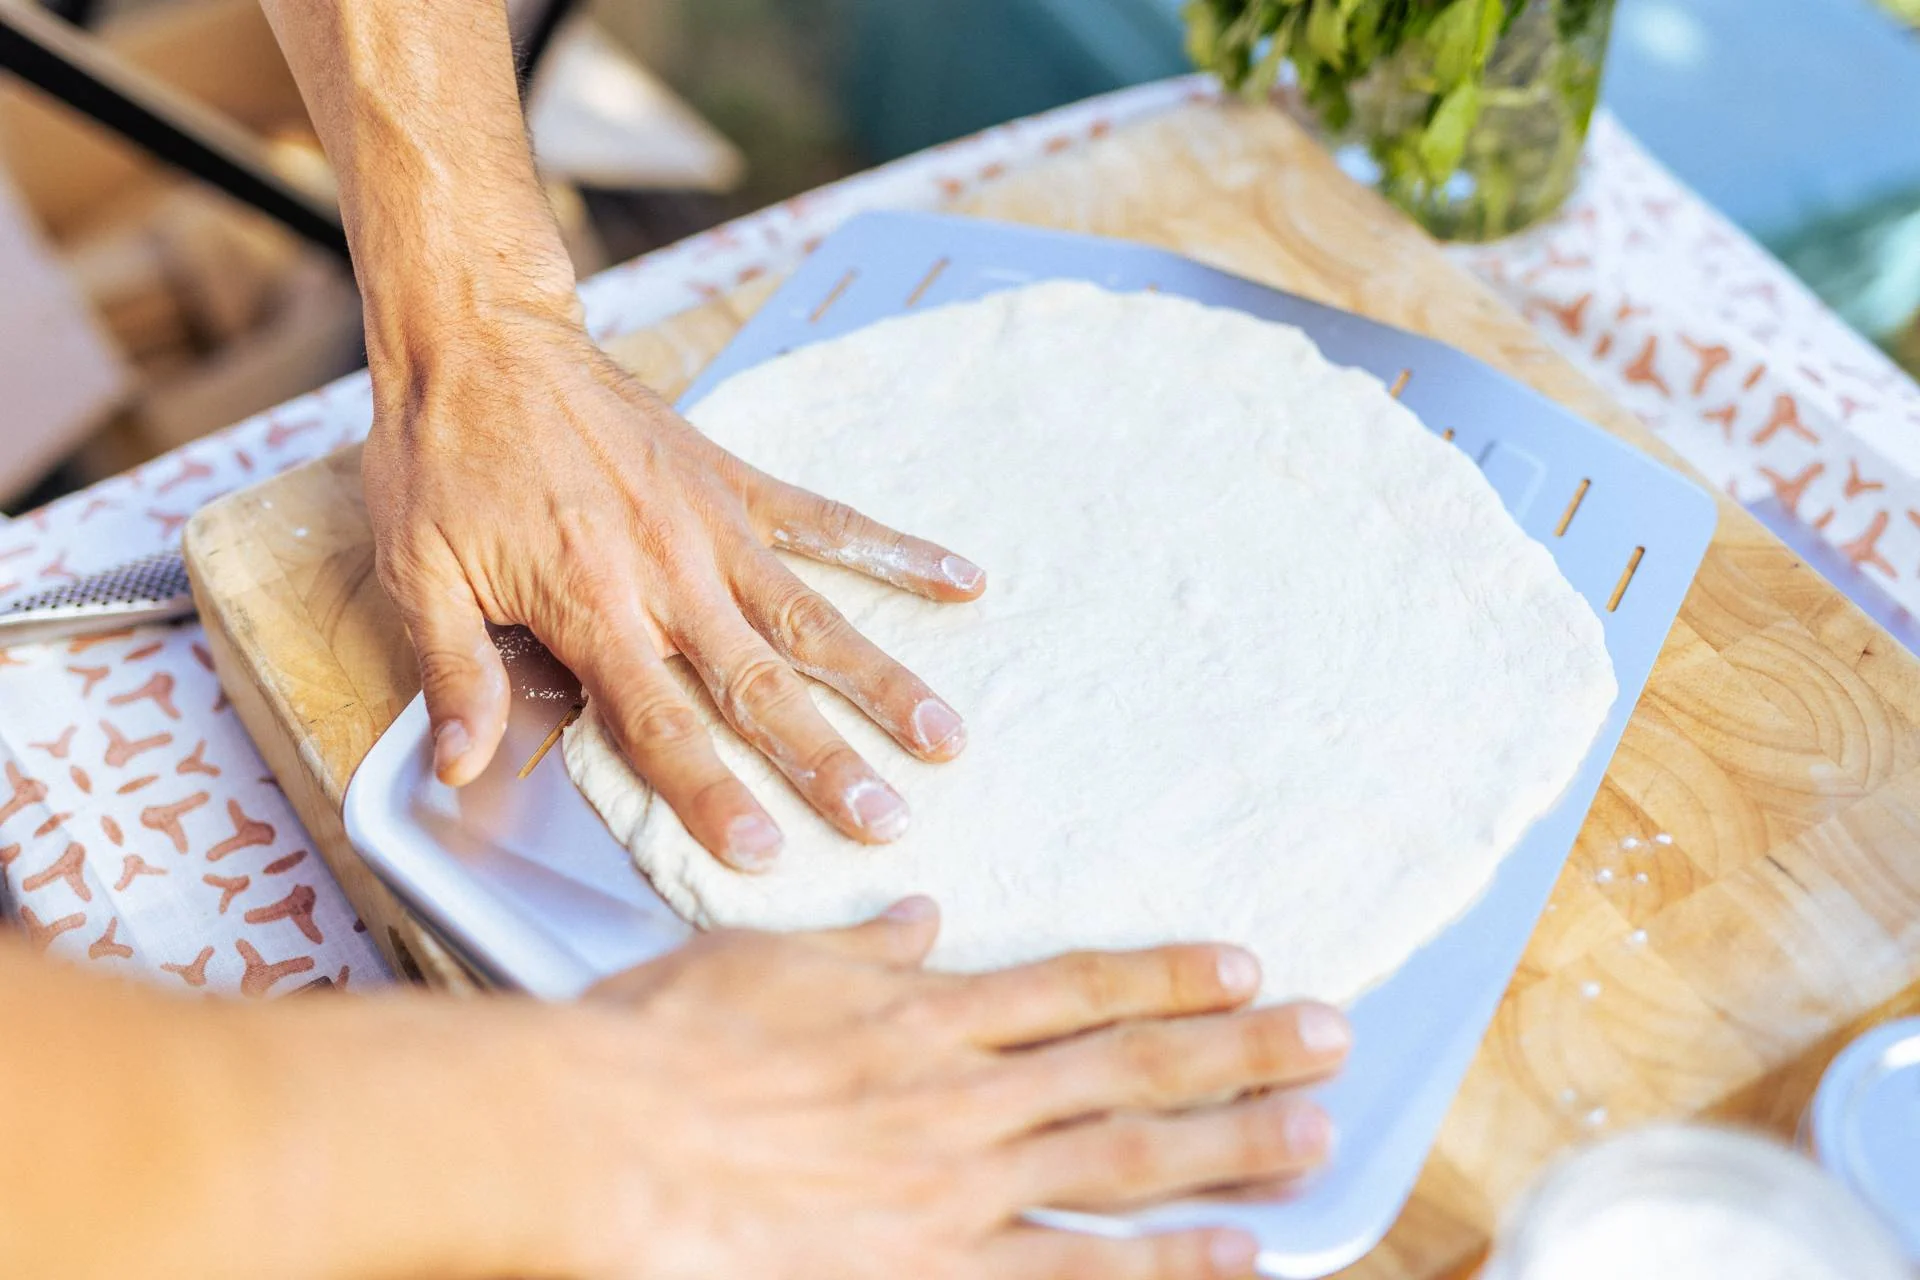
[184,102,1920,1277]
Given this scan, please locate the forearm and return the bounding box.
[0,941,556,1279]
[0,940,292,1276]
[258,0,579,366]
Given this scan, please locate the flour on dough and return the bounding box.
[563,281,1617,1003]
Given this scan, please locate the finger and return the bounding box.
[759,483,986,602]
[392,573,511,788]
[946,946,1263,1048]
[1010,1093,1334,1212]
[973,1226,1262,1280]
[1014,1003,1350,1125]
[803,896,941,966]
[736,553,967,760]
[678,610,911,844]
[571,633,783,872]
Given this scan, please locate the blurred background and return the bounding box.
[4,0,1918,511]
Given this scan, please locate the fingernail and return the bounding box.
[910,699,966,752]
[724,814,783,871]
[883,895,937,923]
[1216,947,1261,996]
[846,777,911,841]
[1209,1231,1260,1276]
[1283,1103,1333,1157]
[1295,1003,1351,1056]
[938,554,985,591]
[432,720,470,778]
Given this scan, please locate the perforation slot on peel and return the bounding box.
[1556,480,1592,537]
[809,270,857,323]
[1607,547,1646,613]
[906,259,949,307]
[518,704,583,779]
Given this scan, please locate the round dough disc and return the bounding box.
[564,280,1617,1003]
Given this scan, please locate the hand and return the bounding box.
[363,298,984,868]
[441,901,1351,1280]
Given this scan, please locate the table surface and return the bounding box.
[183,100,1920,1279]
[5,73,1920,1277]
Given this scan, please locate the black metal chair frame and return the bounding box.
[0,0,577,264]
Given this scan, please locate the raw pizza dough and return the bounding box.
[564,280,1617,1003]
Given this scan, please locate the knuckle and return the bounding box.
[551,504,604,564]
[938,1060,1030,1131]
[813,498,864,546]
[559,553,630,619]
[624,700,705,753]
[937,1073,1002,1126]
[414,639,483,683]
[774,588,849,656]
[916,981,984,1036]
[1234,1106,1295,1173]
[689,774,747,817]
[372,540,438,605]
[371,548,411,599]
[893,989,961,1041]
[725,657,802,720]
[1104,1122,1162,1189]
[1159,948,1209,1004]
[1189,945,1243,1005]
[892,1159,964,1212]
[1061,951,1125,1015]
[806,740,869,785]
[1239,1012,1301,1078]
[1116,1028,1188,1105]
[943,1157,1015,1236]
[864,663,929,721]
[1147,1235,1214,1280]
[642,523,710,583]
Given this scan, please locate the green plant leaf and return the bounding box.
[1308,67,1355,129]
[1425,0,1481,89]
[1305,0,1350,65]
[1557,0,1607,40]
[1418,79,1480,179]
[1346,0,1391,63]
[1474,0,1506,63]
[1378,135,1425,189]
[1249,9,1298,92]
[1183,0,1222,67]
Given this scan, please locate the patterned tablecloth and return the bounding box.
[4,77,1919,996]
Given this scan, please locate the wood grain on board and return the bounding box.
[184,102,1920,1277]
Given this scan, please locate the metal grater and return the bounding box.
[0,551,194,648]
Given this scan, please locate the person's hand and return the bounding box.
[362,297,984,867]
[374,901,1350,1280]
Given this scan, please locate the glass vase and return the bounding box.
[1331,0,1618,242]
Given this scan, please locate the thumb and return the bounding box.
[397,579,511,787]
[807,896,941,967]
